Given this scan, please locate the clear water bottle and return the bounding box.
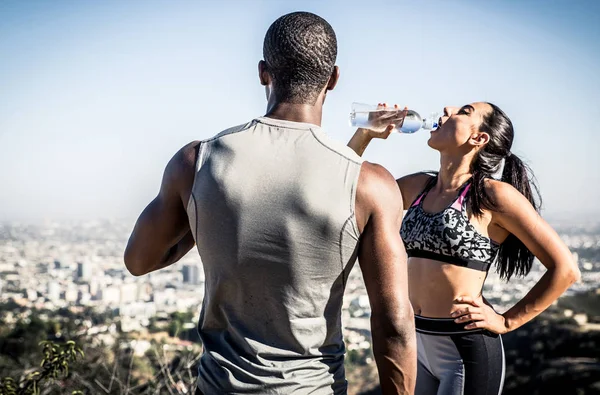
[349,102,440,134]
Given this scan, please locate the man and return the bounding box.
[124,11,416,394]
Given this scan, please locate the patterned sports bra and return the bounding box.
[400,176,500,272]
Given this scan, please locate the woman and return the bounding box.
[347,103,580,395]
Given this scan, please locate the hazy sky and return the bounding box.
[1,0,599,222]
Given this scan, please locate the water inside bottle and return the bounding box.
[350,106,438,134]
[350,110,397,132]
[398,111,422,134]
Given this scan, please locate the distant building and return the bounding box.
[349,295,371,318]
[78,290,91,305]
[64,283,78,303]
[136,282,151,301]
[119,301,156,319]
[182,264,201,285]
[89,278,99,297]
[154,288,176,308]
[97,286,121,306]
[120,283,138,304]
[26,288,37,301]
[48,281,61,302]
[77,261,92,281]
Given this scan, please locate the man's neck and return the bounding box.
[264,101,323,127]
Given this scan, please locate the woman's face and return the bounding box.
[427,102,492,152]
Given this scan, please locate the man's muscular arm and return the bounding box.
[124,141,200,276]
[355,162,417,394]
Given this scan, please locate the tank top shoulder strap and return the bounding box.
[410,175,437,208]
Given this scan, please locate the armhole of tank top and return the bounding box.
[186,141,208,242]
[349,162,362,238]
[307,127,363,238]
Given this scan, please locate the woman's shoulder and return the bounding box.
[397,172,436,209]
[481,178,526,212]
[397,171,436,188]
[482,178,518,195]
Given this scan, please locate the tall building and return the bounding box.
[89,278,99,297]
[48,281,61,302]
[77,261,92,281]
[182,264,201,285]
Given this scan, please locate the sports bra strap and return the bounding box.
[451,182,471,211]
[411,176,473,211]
[411,176,437,207]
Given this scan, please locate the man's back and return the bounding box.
[187,117,363,394]
[125,12,416,394]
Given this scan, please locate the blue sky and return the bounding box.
[1,0,599,221]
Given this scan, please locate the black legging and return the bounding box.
[415,315,505,395]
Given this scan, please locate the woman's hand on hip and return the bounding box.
[451,295,510,334]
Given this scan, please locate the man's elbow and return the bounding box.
[371,303,415,339]
[124,247,149,277]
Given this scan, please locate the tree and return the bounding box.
[0,341,84,395]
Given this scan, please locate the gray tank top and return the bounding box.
[186,117,363,394]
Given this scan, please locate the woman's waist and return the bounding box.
[408,259,487,293]
[408,260,487,318]
[410,293,486,319]
[408,256,490,277]
[410,299,469,319]
[414,314,492,336]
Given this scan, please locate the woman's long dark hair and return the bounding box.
[469,103,541,281]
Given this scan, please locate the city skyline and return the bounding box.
[1,0,599,221]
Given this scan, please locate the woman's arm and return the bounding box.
[347,104,405,157]
[347,128,380,157]
[491,182,580,331]
[346,104,433,211]
[347,125,397,157]
[452,181,580,333]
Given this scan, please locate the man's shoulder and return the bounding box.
[199,120,256,144]
[358,162,399,197]
[355,161,403,231]
[206,122,255,142]
[311,129,363,165]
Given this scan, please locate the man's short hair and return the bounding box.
[263,12,337,105]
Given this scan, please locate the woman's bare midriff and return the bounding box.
[408,257,488,318]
